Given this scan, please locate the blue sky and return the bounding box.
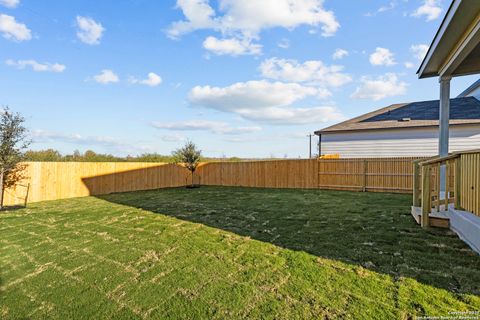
[0,0,477,158]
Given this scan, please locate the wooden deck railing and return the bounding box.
[413,149,480,227]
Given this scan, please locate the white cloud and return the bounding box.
[0,14,31,41]
[351,73,407,101]
[277,38,290,49]
[33,130,115,146]
[167,0,217,39]
[188,80,344,124]
[76,16,105,45]
[31,130,153,155]
[411,0,442,21]
[130,72,162,87]
[152,120,261,135]
[315,88,333,99]
[404,61,415,69]
[221,0,339,37]
[377,1,396,13]
[6,59,66,72]
[189,80,317,111]
[369,47,396,66]
[93,69,119,84]
[160,133,186,142]
[233,105,344,125]
[365,1,396,16]
[167,0,340,39]
[332,48,348,60]
[410,44,429,61]
[203,36,262,56]
[259,57,351,89]
[222,136,260,143]
[0,0,19,8]
[284,132,313,140]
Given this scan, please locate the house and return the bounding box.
[417,0,480,156]
[314,94,480,158]
[414,0,480,254]
[316,0,480,160]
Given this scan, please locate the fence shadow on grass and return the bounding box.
[82,172,480,297]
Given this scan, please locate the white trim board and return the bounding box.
[449,208,480,255]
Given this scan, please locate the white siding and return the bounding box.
[466,85,480,100]
[321,125,480,158]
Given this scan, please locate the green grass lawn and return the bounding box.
[1,186,479,319]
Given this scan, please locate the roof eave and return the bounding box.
[316,122,480,135]
[458,78,480,97]
[417,0,462,79]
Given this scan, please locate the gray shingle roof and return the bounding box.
[315,97,480,134]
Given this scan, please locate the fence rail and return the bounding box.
[3,157,424,206]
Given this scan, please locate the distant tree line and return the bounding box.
[23,149,243,163]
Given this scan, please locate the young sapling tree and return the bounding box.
[173,141,201,188]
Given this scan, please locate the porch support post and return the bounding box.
[439,76,451,156]
[439,76,451,196]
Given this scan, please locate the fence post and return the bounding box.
[421,164,431,228]
[23,183,30,207]
[454,156,461,209]
[317,159,321,189]
[362,159,367,192]
[413,161,421,207]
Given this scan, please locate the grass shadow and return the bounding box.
[95,186,480,297]
[0,205,26,212]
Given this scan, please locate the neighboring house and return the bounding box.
[458,79,480,99]
[315,95,480,158]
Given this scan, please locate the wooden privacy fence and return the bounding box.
[2,162,189,206]
[3,157,423,206]
[317,157,421,192]
[196,159,319,189]
[197,157,422,193]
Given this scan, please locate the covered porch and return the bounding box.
[413,0,480,253]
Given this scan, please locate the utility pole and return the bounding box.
[307,134,313,159]
[318,134,322,158]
